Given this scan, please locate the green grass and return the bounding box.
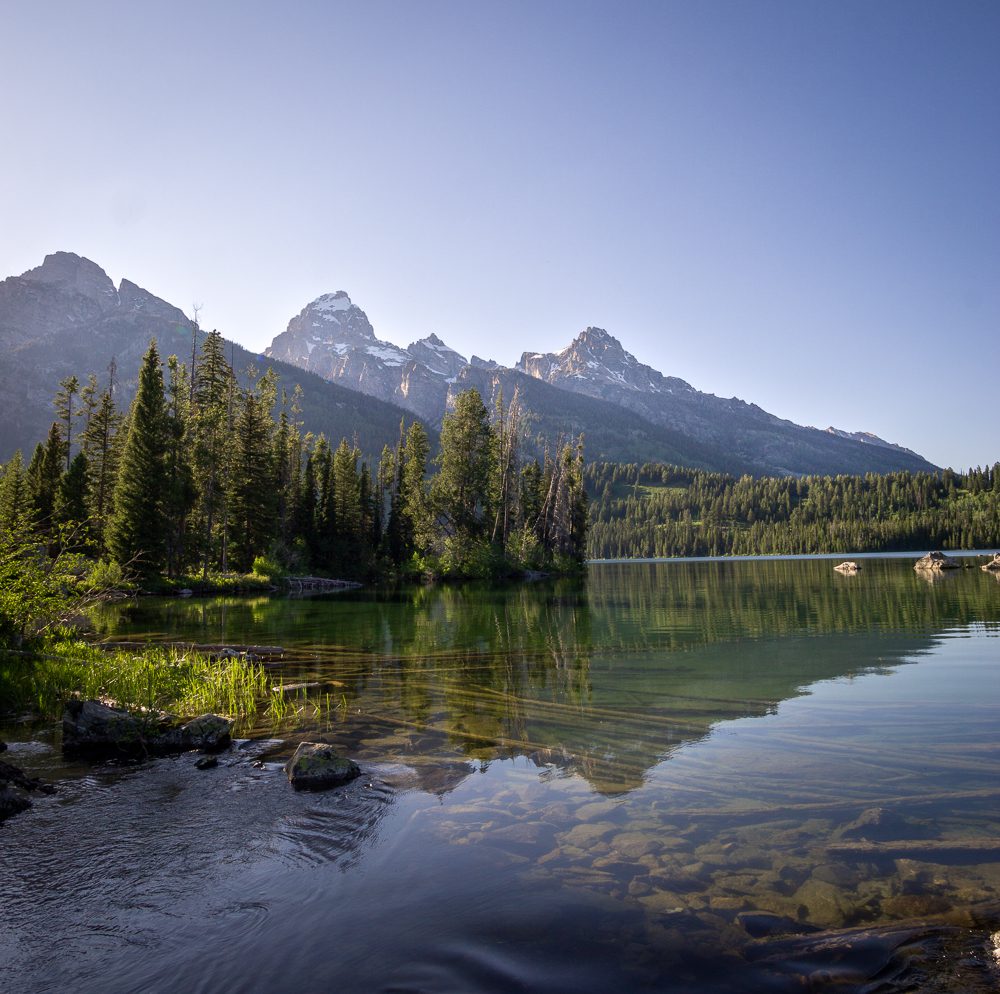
[0,638,281,732]
[151,572,277,595]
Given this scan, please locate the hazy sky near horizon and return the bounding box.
[2,1,997,470]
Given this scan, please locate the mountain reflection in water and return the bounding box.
[3,557,1000,992]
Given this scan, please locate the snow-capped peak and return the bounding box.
[310,291,354,316]
[405,333,468,378]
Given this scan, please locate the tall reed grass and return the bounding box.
[0,639,276,731]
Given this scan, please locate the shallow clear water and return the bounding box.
[3,558,1000,992]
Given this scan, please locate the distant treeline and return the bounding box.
[0,334,587,582]
[585,462,1000,558]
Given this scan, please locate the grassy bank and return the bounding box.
[0,640,280,731]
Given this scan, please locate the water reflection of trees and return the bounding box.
[89,562,1000,795]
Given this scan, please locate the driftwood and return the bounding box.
[272,681,322,694]
[284,576,362,592]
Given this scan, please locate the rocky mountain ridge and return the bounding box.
[265,291,937,476]
[266,293,466,422]
[0,254,428,462]
[0,253,938,476]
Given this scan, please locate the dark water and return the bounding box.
[3,558,1000,992]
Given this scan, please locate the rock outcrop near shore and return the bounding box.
[0,753,54,824]
[914,551,960,571]
[62,699,234,755]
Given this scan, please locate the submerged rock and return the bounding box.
[285,742,361,791]
[0,757,55,824]
[837,806,927,842]
[736,912,820,939]
[61,699,233,755]
[0,785,31,822]
[914,551,960,570]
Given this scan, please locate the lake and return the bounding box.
[3,557,1000,992]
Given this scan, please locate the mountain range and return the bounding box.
[0,253,937,476]
[265,287,934,476]
[0,253,424,464]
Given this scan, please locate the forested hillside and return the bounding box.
[0,335,587,584]
[586,462,1000,558]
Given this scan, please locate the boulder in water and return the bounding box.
[285,742,361,791]
[914,551,960,570]
[0,757,55,824]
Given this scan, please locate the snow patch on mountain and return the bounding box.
[312,292,354,315]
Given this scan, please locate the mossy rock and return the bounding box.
[285,743,361,791]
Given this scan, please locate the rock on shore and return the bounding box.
[62,699,233,755]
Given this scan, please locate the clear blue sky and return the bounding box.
[2,1,997,469]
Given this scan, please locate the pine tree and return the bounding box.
[54,451,90,549]
[107,341,169,578]
[490,389,523,552]
[27,424,64,530]
[163,356,196,576]
[431,389,493,543]
[191,330,233,574]
[401,421,432,558]
[294,443,319,565]
[54,375,80,470]
[0,451,33,531]
[80,384,122,554]
[331,439,362,569]
[229,370,278,571]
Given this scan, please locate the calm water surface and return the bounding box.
[3,558,1000,992]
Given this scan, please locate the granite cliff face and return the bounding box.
[265,294,468,422]
[0,253,194,458]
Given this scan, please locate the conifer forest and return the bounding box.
[0,336,588,583]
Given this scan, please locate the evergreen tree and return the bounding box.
[54,375,80,470]
[229,369,278,571]
[163,356,196,576]
[431,389,493,544]
[331,439,362,569]
[27,424,64,530]
[0,451,33,531]
[294,443,319,565]
[191,330,233,574]
[107,341,169,578]
[54,452,90,548]
[80,385,123,554]
[401,421,432,558]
